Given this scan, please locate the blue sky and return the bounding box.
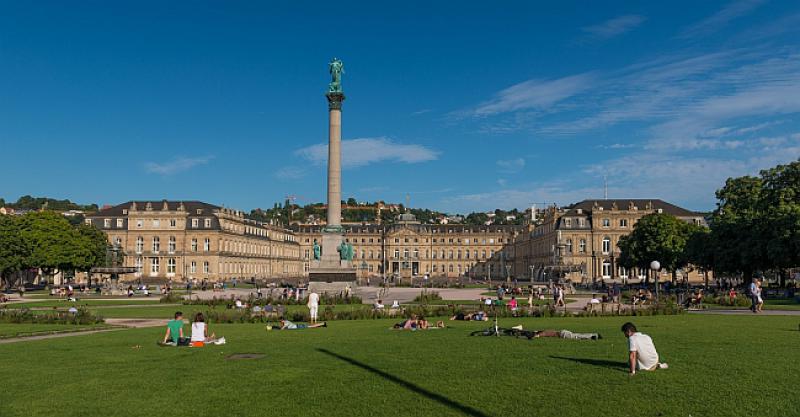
[2,1,800,214]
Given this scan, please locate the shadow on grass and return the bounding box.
[550,356,628,372]
[317,348,489,417]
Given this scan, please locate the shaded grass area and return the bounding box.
[0,315,798,417]
[0,323,110,338]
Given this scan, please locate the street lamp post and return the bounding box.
[505,264,511,284]
[529,265,535,284]
[650,260,661,302]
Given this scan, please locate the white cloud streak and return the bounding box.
[144,156,214,175]
[582,15,647,39]
[679,0,766,38]
[296,137,438,168]
[468,73,594,117]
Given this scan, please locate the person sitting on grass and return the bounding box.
[621,322,668,375]
[508,296,518,312]
[373,299,385,310]
[278,319,327,330]
[162,311,189,346]
[190,313,225,347]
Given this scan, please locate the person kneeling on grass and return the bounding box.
[162,311,189,346]
[279,319,327,330]
[621,322,668,375]
[190,313,225,347]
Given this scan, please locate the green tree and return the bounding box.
[74,222,109,272]
[17,211,84,282]
[759,160,800,285]
[0,215,27,288]
[617,213,697,283]
[685,227,714,287]
[709,176,768,279]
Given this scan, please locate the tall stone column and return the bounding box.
[325,92,345,231]
[309,59,355,285]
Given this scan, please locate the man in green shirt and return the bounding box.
[163,311,187,346]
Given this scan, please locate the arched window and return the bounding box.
[191,238,198,252]
[168,236,176,254]
[135,237,144,254]
[449,264,454,273]
[566,239,573,253]
[602,237,611,254]
[204,238,211,252]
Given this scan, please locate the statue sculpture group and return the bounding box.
[337,240,354,261]
[312,238,353,262]
[328,57,344,93]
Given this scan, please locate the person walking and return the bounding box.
[749,278,759,313]
[756,279,764,313]
[307,290,320,324]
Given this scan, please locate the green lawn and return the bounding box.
[0,323,109,338]
[0,315,798,417]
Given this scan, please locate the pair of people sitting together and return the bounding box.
[162,311,225,347]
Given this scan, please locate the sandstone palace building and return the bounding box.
[86,199,707,284]
[293,213,522,281]
[86,201,302,282]
[512,199,708,284]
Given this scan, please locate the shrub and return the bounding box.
[159,293,184,304]
[412,289,443,304]
[0,307,104,325]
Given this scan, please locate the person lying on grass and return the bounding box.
[278,319,327,330]
[471,326,601,340]
[162,311,189,346]
[450,311,489,321]
[393,315,445,330]
[190,313,225,346]
[621,322,668,375]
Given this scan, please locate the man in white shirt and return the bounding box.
[621,322,668,375]
[307,291,320,324]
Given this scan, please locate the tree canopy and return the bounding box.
[0,211,109,287]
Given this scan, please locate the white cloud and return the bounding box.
[296,137,438,168]
[144,156,213,175]
[496,158,525,173]
[679,0,766,38]
[597,143,637,149]
[275,166,306,180]
[468,73,594,117]
[582,15,646,39]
